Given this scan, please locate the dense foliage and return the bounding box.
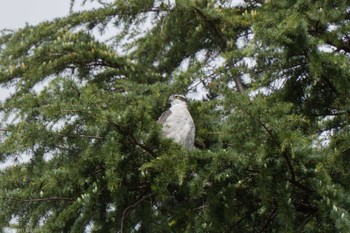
[0,0,350,232]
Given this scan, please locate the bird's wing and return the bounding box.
[157,109,172,124]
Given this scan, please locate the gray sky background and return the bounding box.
[0,0,70,29]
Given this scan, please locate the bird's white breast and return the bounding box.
[162,102,195,149]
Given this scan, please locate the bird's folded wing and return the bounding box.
[158,109,172,124]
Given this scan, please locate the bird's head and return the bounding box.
[169,94,187,106]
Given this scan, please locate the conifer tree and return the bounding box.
[0,0,350,232]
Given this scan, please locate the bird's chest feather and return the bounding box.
[167,105,192,125]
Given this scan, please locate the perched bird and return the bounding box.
[158,94,195,149]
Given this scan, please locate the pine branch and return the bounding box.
[107,119,156,157]
[120,193,153,233]
[192,6,227,48]
[257,205,277,233]
[255,116,312,193]
[0,195,74,203]
[234,100,313,193]
[297,213,317,232]
[228,207,261,231]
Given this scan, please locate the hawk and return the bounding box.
[158,94,195,150]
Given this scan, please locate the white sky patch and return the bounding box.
[327,24,338,32]
[84,221,94,233]
[242,57,256,68]
[188,81,208,100]
[70,0,105,11]
[0,0,69,29]
[218,0,246,8]
[318,44,336,53]
[31,75,57,94]
[187,52,227,100]
[0,86,15,102]
[2,228,16,233]
[236,31,254,49]
[2,216,19,233]
[315,130,333,148]
[249,77,286,97]
[312,115,337,148]
[70,1,123,47]
[0,150,32,170]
